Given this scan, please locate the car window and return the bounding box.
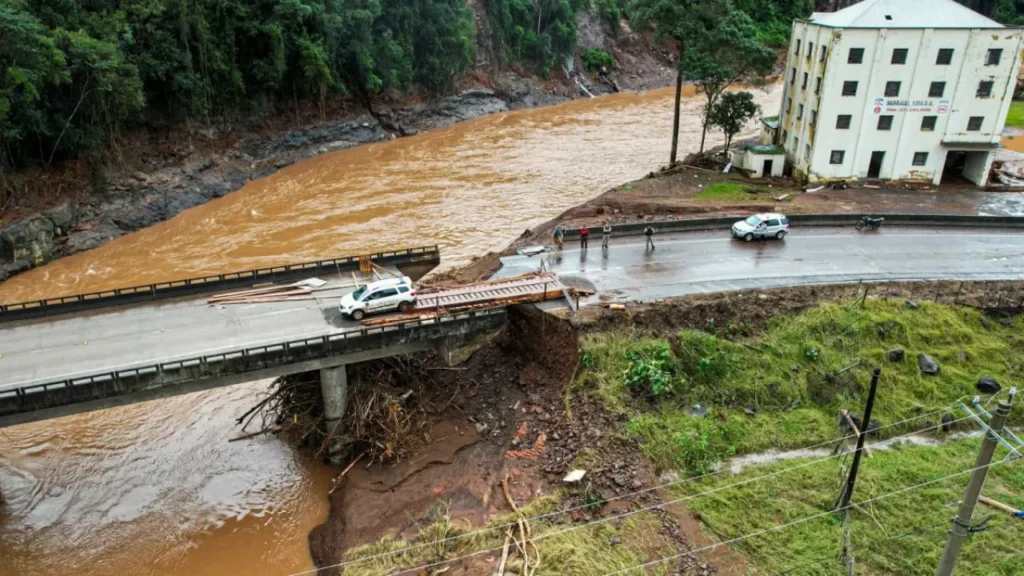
[352,286,367,300]
[781,217,789,225]
[745,216,761,226]
[397,286,409,293]
[362,291,378,301]
[767,219,780,226]
[377,288,399,298]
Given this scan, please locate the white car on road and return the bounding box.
[731,213,790,241]
[339,277,417,320]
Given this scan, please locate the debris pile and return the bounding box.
[207,278,328,305]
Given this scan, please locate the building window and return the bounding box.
[936,48,954,65]
[878,115,894,130]
[794,136,800,152]
[967,116,984,131]
[788,97,793,112]
[796,39,802,55]
[802,72,808,89]
[986,48,1002,66]
[782,129,788,144]
[808,42,814,58]
[836,114,852,129]
[921,116,937,131]
[928,81,946,97]
[815,76,822,94]
[912,152,929,166]
[811,109,817,126]
[885,81,901,97]
[842,81,858,96]
[791,68,796,84]
[891,48,908,64]
[805,144,811,160]
[848,48,864,64]
[820,45,827,62]
[798,104,804,119]
[830,150,845,164]
[977,80,994,97]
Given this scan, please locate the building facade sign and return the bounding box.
[871,98,950,114]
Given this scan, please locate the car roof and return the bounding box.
[752,212,786,219]
[363,276,412,290]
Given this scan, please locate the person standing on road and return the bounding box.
[580,226,590,250]
[553,225,565,250]
[602,222,612,250]
[644,225,655,251]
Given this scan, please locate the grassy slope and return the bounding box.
[576,300,1023,474]
[675,438,1024,575]
[341,495,674,575]
[693,182,765,202]
[1006,101,1024,129]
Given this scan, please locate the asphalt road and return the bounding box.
[0,275,368,391]
[4,226,1023,392]
[499,227,1024,303]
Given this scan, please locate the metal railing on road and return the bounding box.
[0,307,507,424]
[0,245,441,322]
[562,213,1024,239]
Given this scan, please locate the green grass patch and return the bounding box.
[341,494,674,575]
[693,182,772,202]
[1006,101,1024,129]
[575,300,1023,475]
[673,438,1024,575]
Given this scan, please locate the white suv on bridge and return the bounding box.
[339,277,417,321]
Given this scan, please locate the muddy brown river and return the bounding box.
[0,83,782,575]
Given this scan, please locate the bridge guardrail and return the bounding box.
[0,307,507,421]
[0,245,441,322]
[561,213,1024,239]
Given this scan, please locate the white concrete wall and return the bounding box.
[730,150,784,177]
[963,151,994,185]
[776,21,1024,185]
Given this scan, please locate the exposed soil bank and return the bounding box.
[0,12,677,285]
[306,279,1022,575]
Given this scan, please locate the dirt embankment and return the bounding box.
[0,11,677,285]
[304,279,1023,575]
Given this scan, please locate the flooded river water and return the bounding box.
[0,83,782,575]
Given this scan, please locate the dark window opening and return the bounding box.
[937,48,954,65]
[891,48,908,64]
[802,72,808,89]
[848,48,864,64]
[987,48,1002,66]
[967,116,983,131]
[885,81,901,97]
[913,152,928,166]
[977,80,994,97]
[836,114,852,129]
[921,116,937,131]
[877,115,894,130]
[928,81,946,98]
[830,150,845,164]
[842,81,858,96]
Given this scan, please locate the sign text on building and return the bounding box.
[872,98,950,114]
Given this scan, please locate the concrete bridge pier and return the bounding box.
[320,364,349,466]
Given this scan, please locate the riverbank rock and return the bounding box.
[976,376,1001,394]
[885,348,904,362]
[0,215,59,272]
[918,353,940,375]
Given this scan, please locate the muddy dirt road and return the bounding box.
[0,84,783,575]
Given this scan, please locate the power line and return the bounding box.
[286,413,978,576]
[599,452,1021,575]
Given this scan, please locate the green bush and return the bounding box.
[582,48,615,73]
[592,0,627,36]
[623,341,677,398]
[677,330,741,392]
[628,412,739,474]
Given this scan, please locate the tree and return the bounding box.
[629,0,718,165]
[707,91,758,153]
[683,6,775,154]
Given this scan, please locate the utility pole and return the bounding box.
[935,399,1013,576]
[836,367,881,513]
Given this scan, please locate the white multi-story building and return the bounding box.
[772,0,1024,186]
